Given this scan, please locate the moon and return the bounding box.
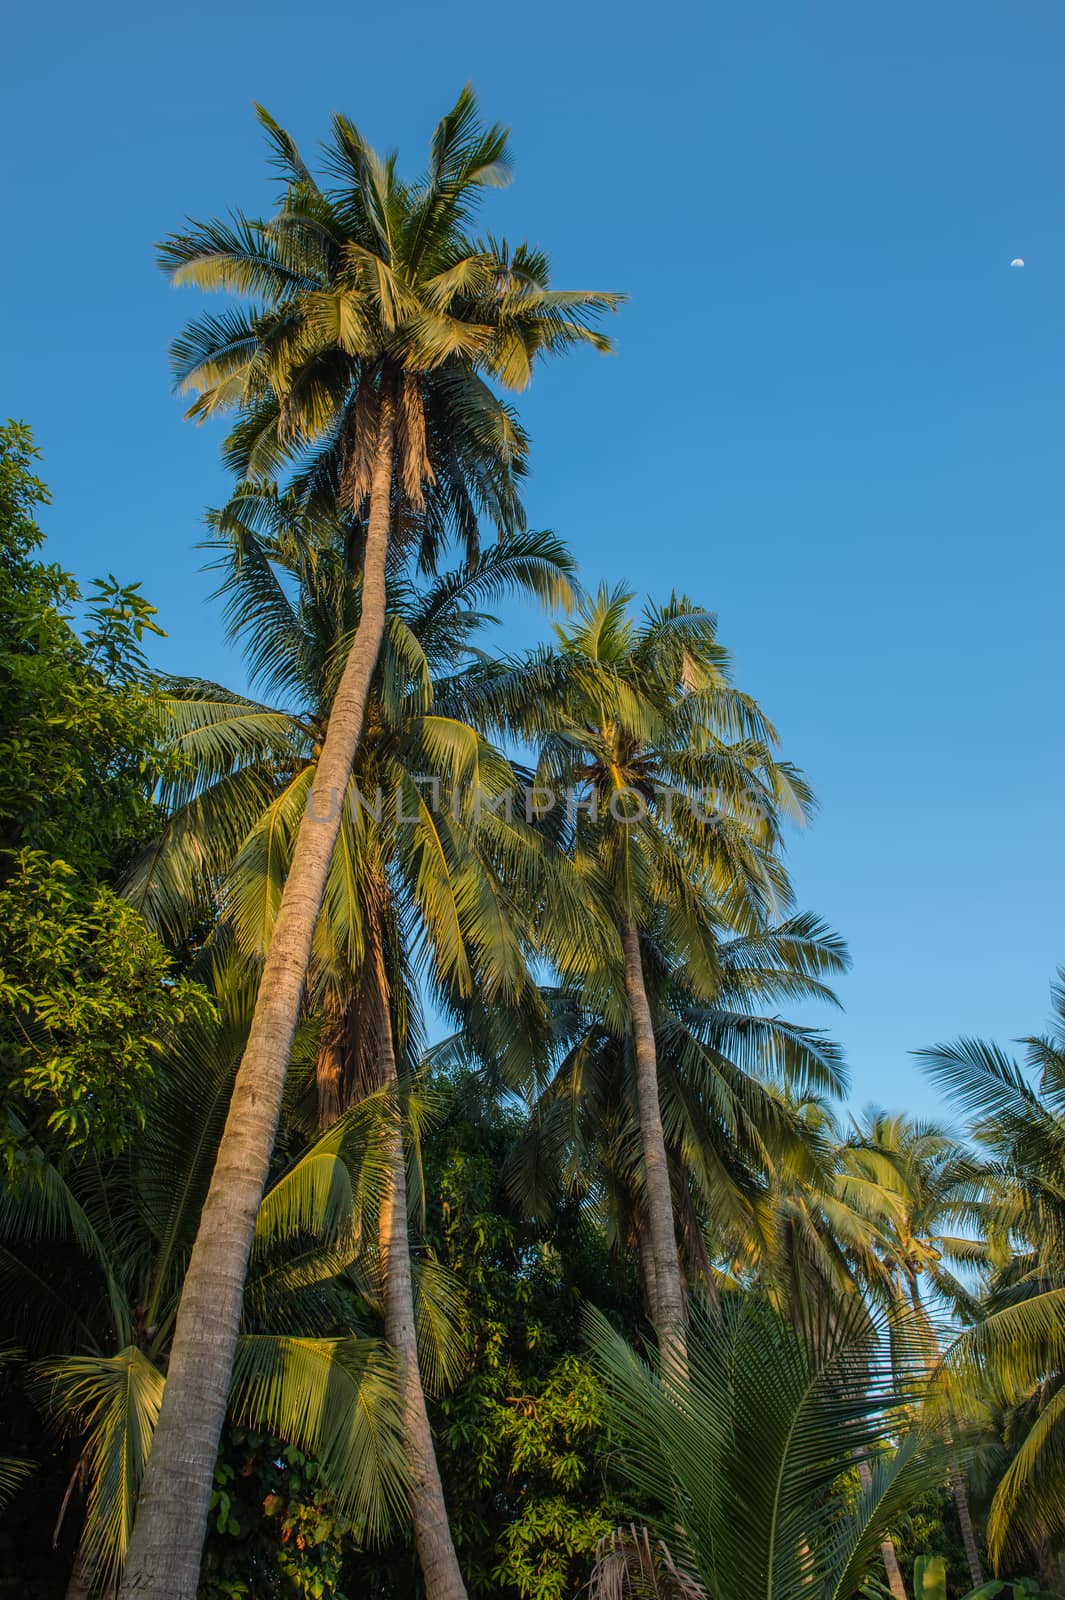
[1010,258,1025,267]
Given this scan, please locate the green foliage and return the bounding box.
[200,1430,360,1600]
[351,1079,630,1598]
[433,1140,619,1599]
[0,421,161,875]
[916,1555,949,1600]
[962,1581,1060,1600]
[0,423,207,1165]
[0,849,208,1162]
[587,1294,945,1600]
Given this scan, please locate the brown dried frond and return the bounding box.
[395,371,435,509]
[339,383,381,511]
[589,1526,707,1600]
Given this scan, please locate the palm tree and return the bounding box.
[124,92,619,1600]
[125,505,588,1597]
[586,1293,943,1600]
[464,585,817,1366]
[919,974,1065,1576]
[0,965,408,1599]
[712,1102,929,1600]
[840,1111,988,1588]
[506,915,848,1324]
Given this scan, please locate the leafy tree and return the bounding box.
[127,92,618,1600]
[0,421,204,1166]
[200,1430,365,1600]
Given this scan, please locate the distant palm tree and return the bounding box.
[506,915,847,1322]
[586,1293,943,1600]
[920,974,1065,1574]
[468,584,816,1368]
[840,1111,987,1589]
[124,91,619,1600]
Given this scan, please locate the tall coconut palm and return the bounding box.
[124,93,619,1600]
[462,584,816,1367]
[0,964,408,1599]
[125,505,590,1597]
[919,974,1065,1574]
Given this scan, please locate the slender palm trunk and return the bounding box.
[118,381,398,1600]
[618,911,686,1370]
[316,988,346,1128]
[366,921,468,1600]
[64,1538,93,1600]
[948,1447,984,1591]
[856,1458,908,1600]
[634,1210,658,1322]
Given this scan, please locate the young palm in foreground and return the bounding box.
[587,1293,942,1600]
[127,508,587,1597]
[124,93,618,1600]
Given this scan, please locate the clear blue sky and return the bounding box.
[4,0,1063,1121]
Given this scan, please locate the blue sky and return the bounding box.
[4,0,1063,1120]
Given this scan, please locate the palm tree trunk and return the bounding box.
[367,919,468,1600]
[634,1210,658,1322]
[856,1458,908,1600]
[64,1537,93,1600]
[118,378,398,1600]
[316,988,346,1128]
[948,1445,984,1591]
[618,911,686,1371]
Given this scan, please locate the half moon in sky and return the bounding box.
[1010,258,1025,267]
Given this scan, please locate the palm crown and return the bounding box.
[160,87,621,563]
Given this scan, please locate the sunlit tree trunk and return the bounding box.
[118,378,398,1600]
[365,915,469,1600]
[618,911,686,1373]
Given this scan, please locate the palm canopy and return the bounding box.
[0,963,409,1592]
[919,975,1065,1566]
[456,583,817,996]
[838,1110,987,1322]
[506,912,849,1293]
[125,500,594,1025]
[586,1293,943,1600]
[159,87,621,564]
